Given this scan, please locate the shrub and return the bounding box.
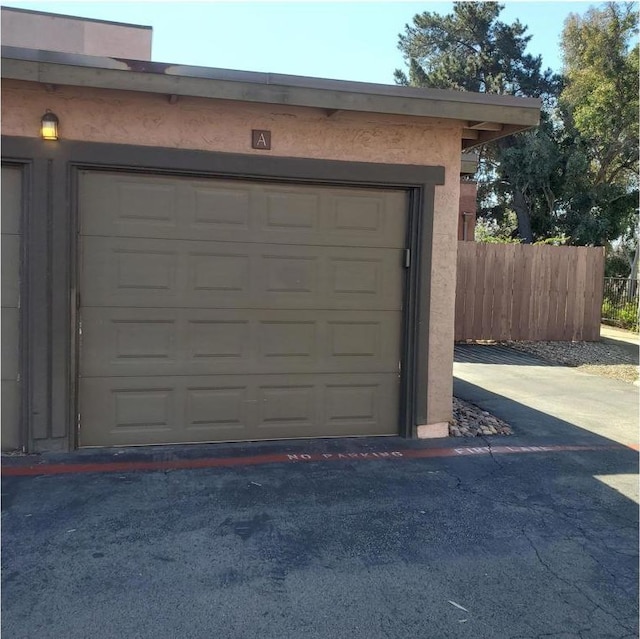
[601,297,616,319]
[602,297,639,332]
[618,302,639,332]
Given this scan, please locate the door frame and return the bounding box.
[2,136,444,451]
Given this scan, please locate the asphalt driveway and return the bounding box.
[454,343,638,448]
[2,346,638,639]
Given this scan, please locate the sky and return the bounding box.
[2,1,598,84]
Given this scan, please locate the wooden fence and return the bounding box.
[455,242,605,342]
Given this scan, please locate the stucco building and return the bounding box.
[1,7,540,452]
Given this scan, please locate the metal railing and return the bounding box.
[602,277,639,329]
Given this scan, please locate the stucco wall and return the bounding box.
[2,78,462,429]
[1,9,152,60]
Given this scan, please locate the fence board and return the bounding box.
[570,247,588,342]
[461,242,477,340]
[513,244,531,341]
[455,242,473,335]
[560,249,573,340]
[455,243,604,342]
[481,244,496,338]
[586,248,606,340]
[498,244,515,340]
[539,247,552,340]
[526,246,539,340]
[471,242,486,339]
[551,248,570,340]
[546,246,560,340]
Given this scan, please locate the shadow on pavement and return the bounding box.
[455,341,639,367]
[454,375,638,449]
[600,335,640,362]
[454,344,558,366]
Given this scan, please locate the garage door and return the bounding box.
[78,172,407,446]
[2,166,22,451]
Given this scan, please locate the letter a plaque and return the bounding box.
[252,129,271,150]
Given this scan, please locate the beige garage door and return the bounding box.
[78,171,407,446]
[2,166,22,451]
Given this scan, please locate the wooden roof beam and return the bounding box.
[461,128,480,140]
[467,121,503,131]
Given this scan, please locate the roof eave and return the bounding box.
[462,123,537,151]
[1,46,541,140]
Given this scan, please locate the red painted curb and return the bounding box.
[1,443,636,477]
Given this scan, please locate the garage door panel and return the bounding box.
[193,185,251,230]
[79,373,398,446]
[80,381,178,444]
[80,307,401,377]
[186,385,249,432]
[116,180,179,226]
[79,172,406,446]
[81,237,403,310]
[263,190,320,230]
[325,382,388,426]
[79,173,181,236]
[80,171,407,248]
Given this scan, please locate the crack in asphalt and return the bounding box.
[509,630,634,639]
[522,527,635,634]
[574,536,638,595]
[440,451,638,638]
[508,630,593,639]
[478,435,506,471]
[443,454,637,532]
[4,441,637,639]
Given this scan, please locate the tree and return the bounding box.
[394,2,557,96]
[560,3,638,264]
[479,111,567,242]
[561,3,638,189]
[395,2,560,243]
[395,2,638,249]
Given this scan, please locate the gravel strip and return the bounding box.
[450,396,513,437]
[502,340,638,384]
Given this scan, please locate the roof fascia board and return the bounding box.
[2,47,541,129]
[1,45,541,107]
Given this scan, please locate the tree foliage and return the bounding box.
[395,1,639,250]
[559,3,639,249]
[561,3,638,187]
[394,2,558,95]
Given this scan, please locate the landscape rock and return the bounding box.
[450,397,513,437]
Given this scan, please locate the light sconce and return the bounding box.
[41,110,59,141]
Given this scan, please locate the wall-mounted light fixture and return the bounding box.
[41,110,59,141]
